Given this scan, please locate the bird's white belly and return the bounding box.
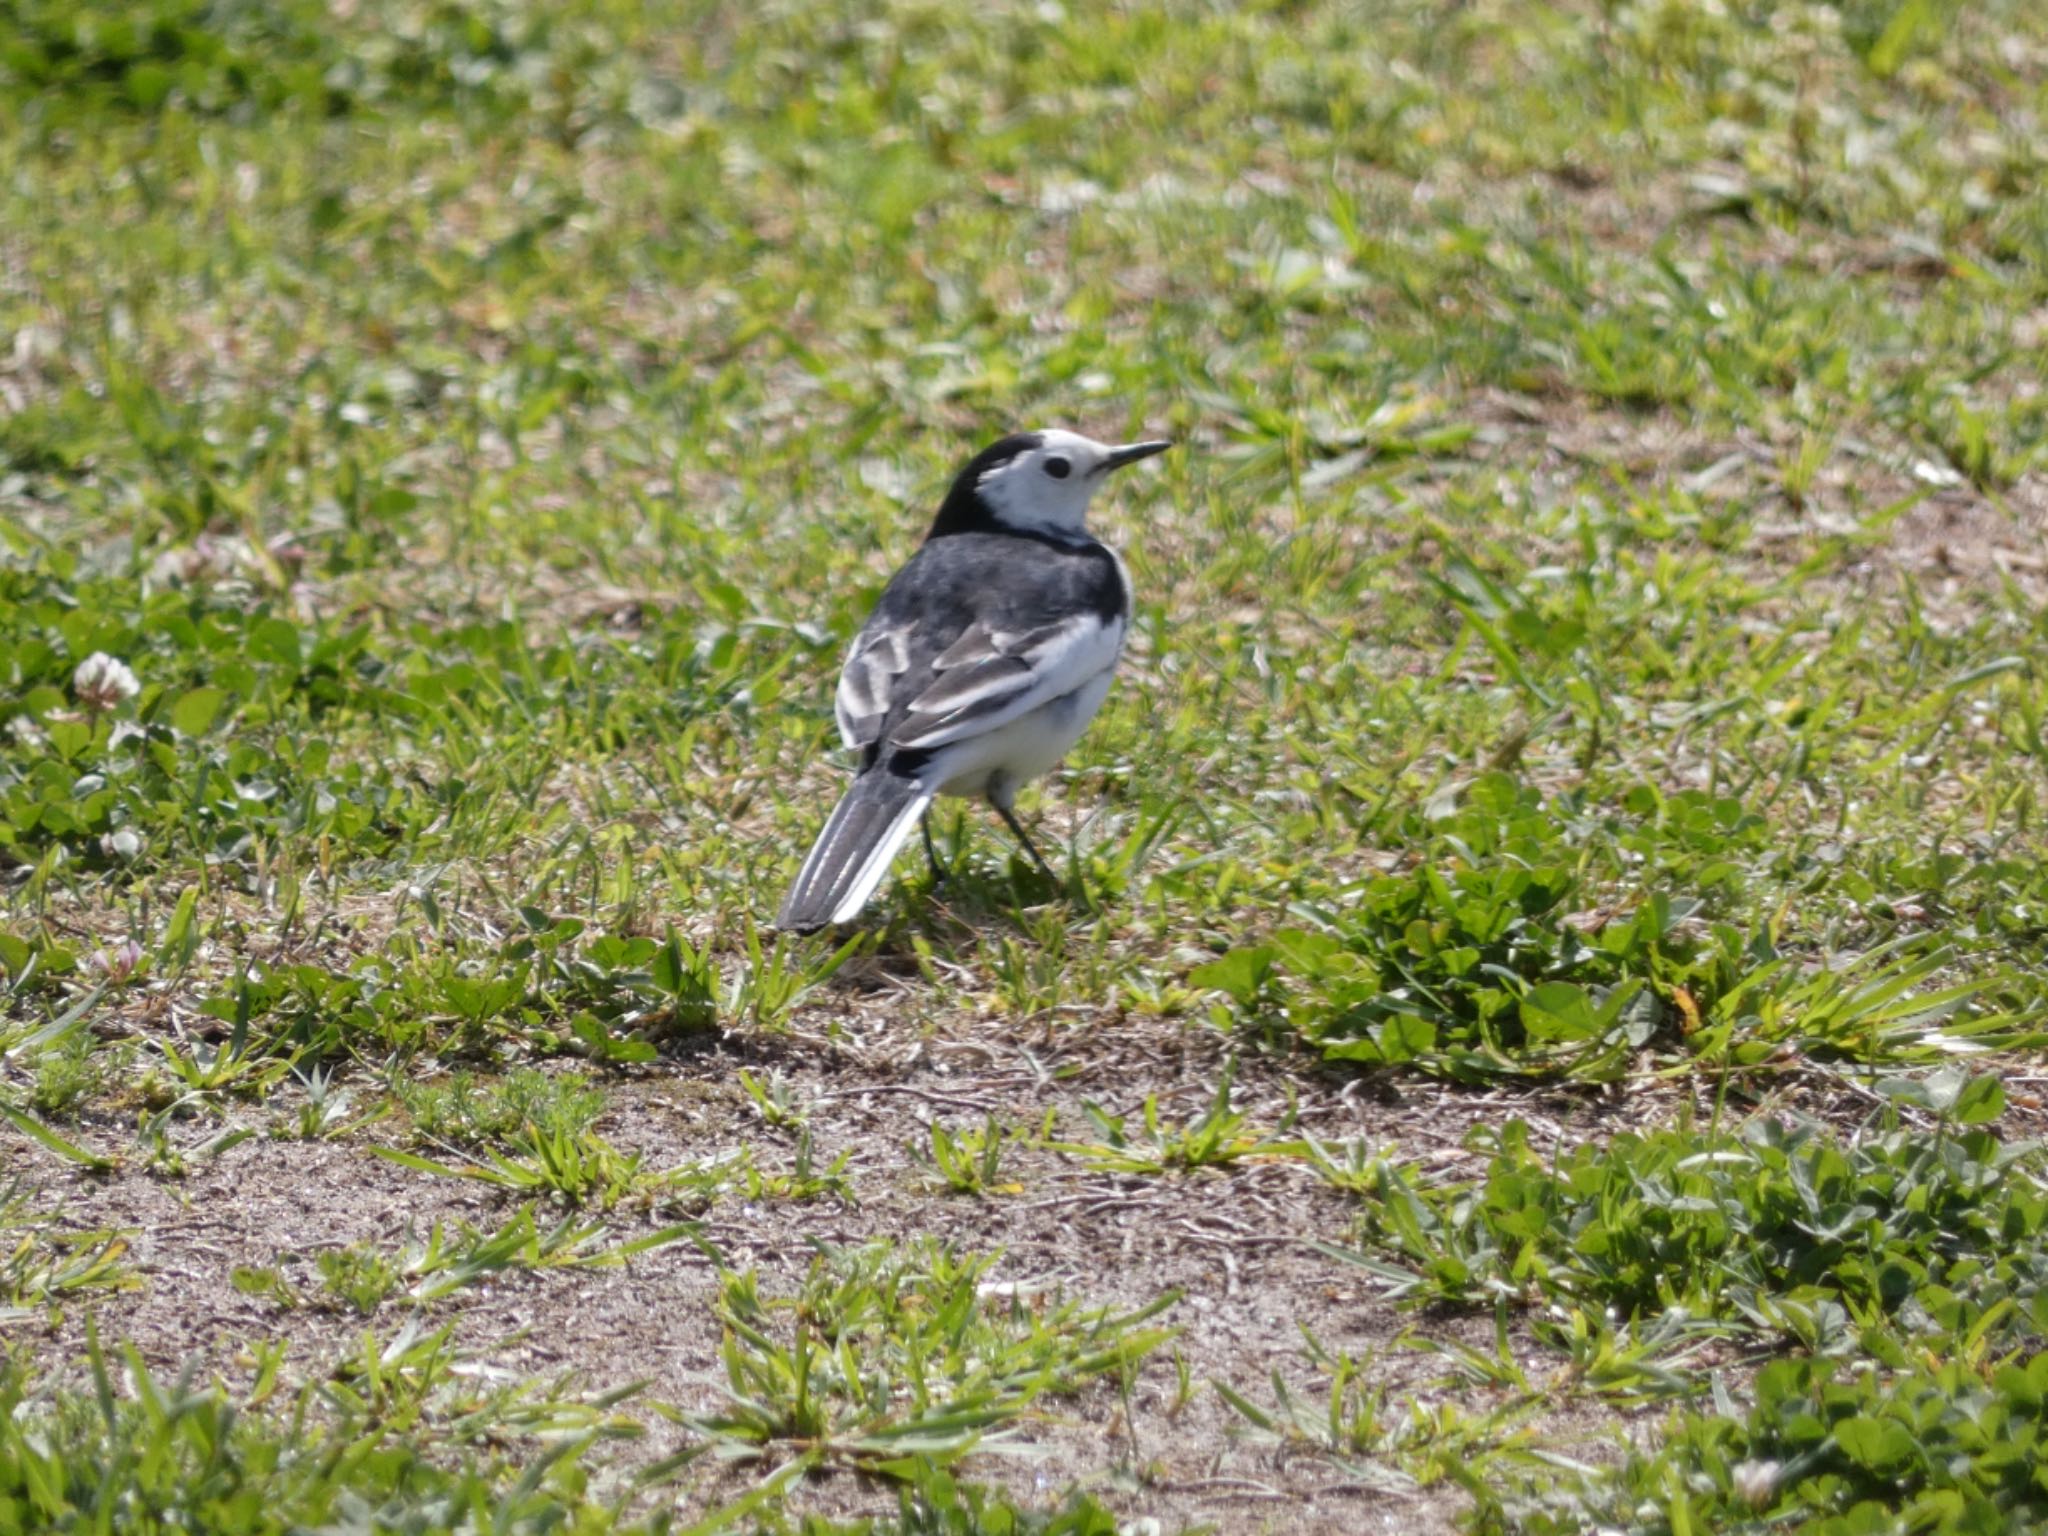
[934,667,1118,800]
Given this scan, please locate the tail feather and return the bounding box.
[776,773,933,932]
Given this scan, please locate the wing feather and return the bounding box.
[891,613,1122,751]
[825,534,1129,767]
[835,626,911,747]
[931,623,1020,671]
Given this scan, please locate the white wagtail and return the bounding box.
[776,429,1172,933]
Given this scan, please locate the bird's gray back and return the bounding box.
[836,532,1127,772]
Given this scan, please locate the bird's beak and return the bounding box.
[1100,439,1173,473]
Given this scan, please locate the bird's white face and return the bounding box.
[973,429,1171,538]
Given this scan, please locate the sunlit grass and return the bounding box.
[4,0,2048,1529]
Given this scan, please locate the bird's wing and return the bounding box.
[831,532,1128,762]
[889,612,1123,751]
[834,624,909,749]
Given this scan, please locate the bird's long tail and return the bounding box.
[776,772,934,932]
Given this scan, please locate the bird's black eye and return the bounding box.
[1043,457,1071,480]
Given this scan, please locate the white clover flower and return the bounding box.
[1732,1459,1780,1509]
[72,653,141,711]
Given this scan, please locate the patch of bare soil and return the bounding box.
[5,999,1678,1535]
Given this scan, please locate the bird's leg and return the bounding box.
[920,807,948,885]
[993,801,1061,885]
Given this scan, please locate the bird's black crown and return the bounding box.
[925,432,1045,539]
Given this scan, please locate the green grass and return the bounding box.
[0,1182,136,1323]
[678,1241,1176,1480]
[0,1323,650,1536]
[5,0,2048,1530]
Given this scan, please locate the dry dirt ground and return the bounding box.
[10,979,1701,1534]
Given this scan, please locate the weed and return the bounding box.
[0,1183,137,1321]
[920,1116,1023,1197]
[737,1069,809,1133]
[680,1239,1176,1478]
[371,1125,708,1212]
[316,1244,402,1317]
[1326,1090,2048,1361]
[1046,1065,1300,1176]
[391,1067,606,1148]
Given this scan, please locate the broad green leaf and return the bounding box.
[169,685,226,736]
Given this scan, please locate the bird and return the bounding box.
[776,428,1172,933]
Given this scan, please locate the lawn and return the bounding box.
[3,0,2048,1531]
